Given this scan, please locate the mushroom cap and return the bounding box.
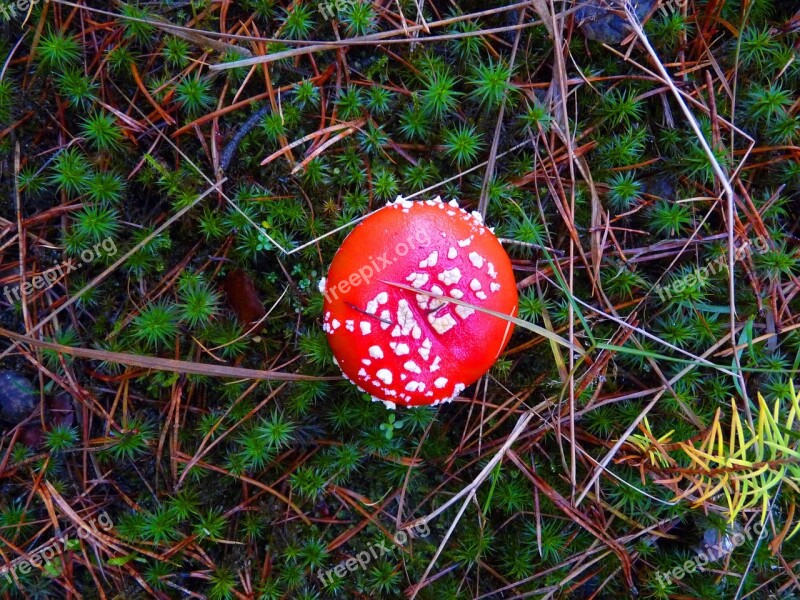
[321,197,518,407]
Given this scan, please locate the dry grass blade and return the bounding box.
[382,280,585,355]
[0,328,331,382]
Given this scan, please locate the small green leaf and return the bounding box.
[43,557,63,577]
[65,538,81,550]
[107,554,139,567]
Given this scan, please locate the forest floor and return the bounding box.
[0,0,799,598]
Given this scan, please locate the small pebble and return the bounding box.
[0,371,38,424]
[575,0,657,44]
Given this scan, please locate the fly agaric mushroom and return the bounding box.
[320,197,518,408]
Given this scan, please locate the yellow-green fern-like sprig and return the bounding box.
[672,383,800,538]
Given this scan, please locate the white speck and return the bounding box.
[450,289,464,299]
[404,360,422,374]
[448,199,459,208]
[490,282,501,292]
[428,285,446,310]
[394,343,410,356]
[458,237,472,247]
[407,272,429,288]
[430,356,442,371]
[345,319,355,332]
[380,399,396,410]
[376,369,393,385]
[358,368,367,377]
[419,338,432,361]
[468,252,484,269]
[369,345,384,359]
[397,299,416,335]
[453,383,466,396]
[380,309,391,329]
[446,210,456,216]
[471,211,483,223]
[476,291,487,300]
[415,294,429,310]
[469,278,482,291]
[447,247,458,259]
[438,267,462,285]
[376,292,389,304]
[391,325,402,337]
[360,321,372,335]
[401,374,407,380]
[419,251,438,268]
[331,319,341,330]
[372,380,381,387]
[411,325,422,340]
[440,232,446,237]
[405,381,424,392]
[488,262,497,278]
[399,199,413,209]
[429,312,457,334]
[318,277,327,293]
[366,300,378,314]
[430,298,446,312]
[434,377,448,389]
[455,305,475,319]
[362,359,372,365]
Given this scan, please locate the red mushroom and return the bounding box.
[320,197,518,408]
